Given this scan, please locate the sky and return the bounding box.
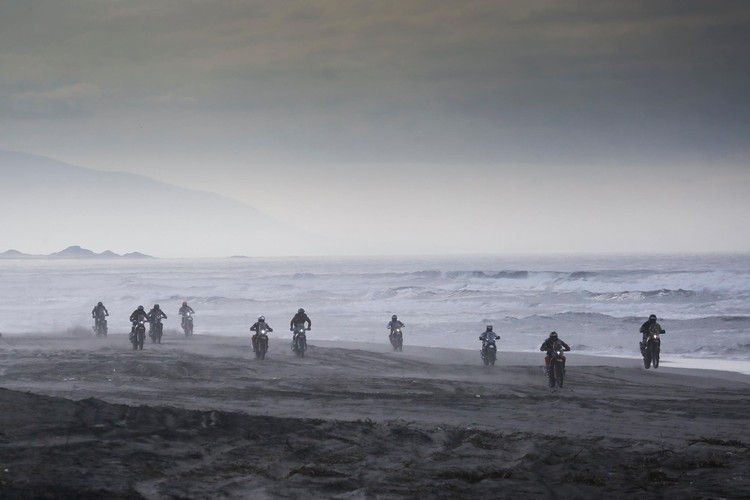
[1,0,750,256]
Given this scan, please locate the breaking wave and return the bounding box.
[2,254,749,360]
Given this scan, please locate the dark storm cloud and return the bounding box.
[1,0,749,163]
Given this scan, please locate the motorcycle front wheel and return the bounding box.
[554,363,564,388]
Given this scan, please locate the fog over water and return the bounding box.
[2,2,750,256]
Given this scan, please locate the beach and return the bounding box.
[1,333,749,498]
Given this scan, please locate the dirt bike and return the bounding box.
[182,311,194,337]
[256,329,269,360]
[480,338,498,366]
[149,317,164,344]
[131,319,146,350]
[641,324,664,369]
[546,340,567,388]
[93,314,108,337]
[389,328,403,351]
[291,326,308,358]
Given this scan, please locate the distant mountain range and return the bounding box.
[0,246,153,260]
[0,149,307,257]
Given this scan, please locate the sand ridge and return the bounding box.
[1,334,749,498]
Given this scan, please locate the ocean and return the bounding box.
[1,254,749,365]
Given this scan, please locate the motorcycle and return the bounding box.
[389,328,403,351]
[93,313,108,337]
[149,317,164,344]
[182,311,194,337]
[256,328,269,360]
[640,325,663,369]
[481,338,497,366]
[546,340,566,388]
[291,326,308,358]
[131,319,147,350]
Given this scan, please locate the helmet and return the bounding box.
[154,304,160,309]
[549,331,558,339]
[486,325,493,332]
[298,308,305,314]
[138,305,144,310]
[258,315,265,322]
[97,301,103,306]
[649,314,657,321]
[392,315,397,320]
[182,301,187,306]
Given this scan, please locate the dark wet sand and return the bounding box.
[1,334,749,498]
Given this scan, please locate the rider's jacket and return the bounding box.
[479,331,500,343]
[250,321,273,333]
[388,320,405,330]
[179,304,195,316]
[640,319,664,340]
[148,308,167,322]
[290,312,311,330]
[540,338,571,355]
[130,309,149,323]
[92,304,109,318]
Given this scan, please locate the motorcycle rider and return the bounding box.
[179,301,195,329]
[250,315,273,352]
[387,314,404,340]
[478,325,500,358]
[92,301,109,320]
[540,331,571,370]
[290,308,311,350]
[640,314,665,354]
[129,305,149,338]
[148,304,168,338]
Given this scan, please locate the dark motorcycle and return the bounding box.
[292,326,308,358]
[182,311,194,337]
[256,328,269,360]
[481,338,497,366]
[149,317,163,344]
[546,340,567,388]
[131,319,146,350]
[641,325,664,369]
[93,313,108,337]
[389,328,403,351]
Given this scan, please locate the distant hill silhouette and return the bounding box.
[0,246,154,260]
[0,149,306,257]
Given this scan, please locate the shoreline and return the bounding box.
[3,332,750,381]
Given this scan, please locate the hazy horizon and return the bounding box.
[2,1,749,257]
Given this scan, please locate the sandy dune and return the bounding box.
[1,333,749,498]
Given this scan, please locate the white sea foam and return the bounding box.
[0,254,748,361]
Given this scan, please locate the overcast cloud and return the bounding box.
[1,0,749,255]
